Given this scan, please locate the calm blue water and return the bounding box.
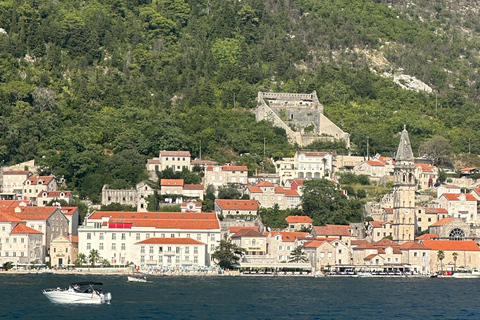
[0,273,478,319]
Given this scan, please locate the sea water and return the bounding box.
[0,273,479,319]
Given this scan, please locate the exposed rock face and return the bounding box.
[393,74,433,93]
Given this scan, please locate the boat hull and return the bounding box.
[128,276,147,282]
[43,289,111,304]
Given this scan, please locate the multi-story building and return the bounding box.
[160,179,204,203]
[415,206,448,233]
[312,225,355,242]
[78,211,221,267]
[294,151,334,179]
[23,175,57,204]
[231,228,267,256]
[285,216,313,232]
[437,193,477,222]
[437,184,461,198]
[0,217,43,266]
[267,231,309,262]
[2,171,32,197]
[414,163,438,189]
[146,151,192,180]
[37,191,73,206]
[50,235,78,267]
[355,157,394,182]
[204,165,248,189]
[245,181,300,210]
[59,206,80,236]
[215,199,259,216]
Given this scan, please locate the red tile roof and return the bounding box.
[366,160,386,166]
[110,218,219,230]
[0,212,24,222]
[314,225,352,236]
[373,239,400,247]
[88,211,216,220]
[136,237,204,245]
[0,206,59,221]
[415,234,438,240]
[221,166,247,171]
[270,231,309,242]
[257,181,275,187]
[161,179,184,186]
[415,163,436,172]
[11,223,42,234]
[247,186,262,193]
[147,158,160,164]
[297,151,330,157]
[303,240,329,248]
[369,221,386,228]
[422,240,480,251]
[431,217,456,227]
[215,199,258,210]
[60,207,78,216]
[424,207,448,214]
[383,208,393,214]
[37,191,72,198]
[183,184,203,190]
[351,240,370,246]
[364,254,379,260]
[353,243,378,250]
[400,242,429,250]
[460,167,477,172]
[68,235,79,243]
[275,187,300,197]
[285,216,313,223]
[229,226,259,233]
[231,228,266,238]
[181,202,202,207]
[440,193,477,201]
[28,175,55,185]
[0,200,29,209]
[160,150,191,157]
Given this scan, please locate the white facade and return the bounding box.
[78,211,221,266]
[204,166,248,189]
[295,151,334,179]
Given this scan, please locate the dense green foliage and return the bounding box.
[1,0,480,203]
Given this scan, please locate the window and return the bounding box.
[99,233,104,240]
[149,247,154,254]
[111,243,116,250]
[87,233,91,240]
[176,256,180,263]
[87,243,91,250]
[185,247,190,254]
[136,233,141,240]
[167,256,172,264]
[194,247,198,254]
[210,244,215,252]
[413,252,417,257]
[141,256,145,263]
[210,234,215,241]
[99,243,104,250]
[146,233,150,239]
[161,234,165,238]
[159,247,163,253]
[197,234,201,241]
[150,256,154,262]
[176,247,180,254]
[194,256,198,264]
[320,252,325,258]
[171,234,175,238]
[159,256,163,263]
[141,246,145,254]
[121,243,126,250]
[112,233,116,240]
[121,233,126,240]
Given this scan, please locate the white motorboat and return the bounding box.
[43,282,112,304]
[452,269,480,279]
[357,272,373,278]
[127,275,147,283]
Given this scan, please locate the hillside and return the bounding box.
[0,0,479,201]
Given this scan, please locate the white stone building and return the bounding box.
[204,165,248,189]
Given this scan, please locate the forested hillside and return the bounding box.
[1,0,479,201]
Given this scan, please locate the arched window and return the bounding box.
[449,228,465,241]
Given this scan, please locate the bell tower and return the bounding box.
[392,125,416,244]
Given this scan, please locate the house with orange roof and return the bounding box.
[355,155,395,182]
[352,239,403,271]
[102,181,155,212]
[429,217,473,241]
[59,206,80,236]
[231,228,267,256]
[436,184,461,198]
[22,175,58,204]
[415,206,449,233]
[2,170,32,196]
[267,231,310,263]
[204,165,248,189]
[414,163,438,189]
[400,242,431,274]
[244,181,300,210]
[459,167,478,177]
[146,150,192,180]
[0,220,43,267]
[37,190,73,207]
[303,238,351,272]
[415,234,438,240]
[421,240,480,271]
[312,224,354,241]
[284,179,306,196]
[469,188,480,201]
[366,220,393,242]
[78,211,221,267]
[160,179,204,202]
[50,234,78,267]
[215,199,259,216]
[437,193,477,222]
[285,215,313,232]
[134,237,207,269]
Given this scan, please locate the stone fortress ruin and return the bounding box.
[255,91,350,148]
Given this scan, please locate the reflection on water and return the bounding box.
[0,273,479,319]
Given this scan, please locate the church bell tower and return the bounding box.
[392,125,416,244]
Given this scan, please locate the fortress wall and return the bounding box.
[319,114,350,148]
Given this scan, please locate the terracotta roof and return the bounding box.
[147,158,160,164]
[88,211,216,220]
[110,218,219,230]
[383,208,393,214]
[181,202,202,207]
[373,239,400,248]
[191,159,217,166]
[366,160,386,166]
[68,235,79,243]
[460,167,477,172]
[353,243,377,250]
[285,216,313,223]
[0,212,24,222]
[440,193,477,201]
[400,242,429,250]
[160,150,191,157]
[136,237,204,245]
[313,225,352,236]
[160,179,184,186]
[215,199,258,210]
[231,228,266,238]
[424,207,448,214]
[11,223,42,234]
[60,207,78,216]
[0,200,29,209]
[369,221,386,228]
[229,226,259,233]
[3,170,30,175]
[378,156,393,163]
[271,231,309,242]
[257,181,274,187]
[303,240,329,248]
[351,240,369,246]
[364,254,379,260]
[247,186,262,193]
[292,179,305,186]
[275,187,300,197]
[1,206,59,221]
[221,166,247,171]
[472,188,480,195]
[38,191,72,198]
[27,175,55,185]
[415,163,436,172]
[183,184,203,190]
[415,234,438,240]
[441,184,460,189]
[431,217,456,227]
[422,240,480,251]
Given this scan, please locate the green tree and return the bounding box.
[289,246,308,263]
[437,250,445,273]
[89,249,101,267]
[75,253,87,267]
[211,236,245,269]
[419,136,453,167]
[217,184,241,199]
